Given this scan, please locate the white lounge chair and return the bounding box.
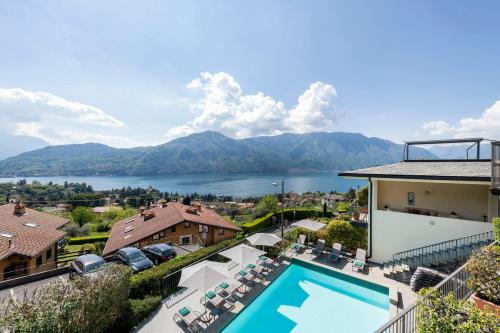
[328,243,342,262]
[352,248,367,271]
[311,239,325,258]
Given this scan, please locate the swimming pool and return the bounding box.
[222,260,389,333]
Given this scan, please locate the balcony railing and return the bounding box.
[375,241,497,333]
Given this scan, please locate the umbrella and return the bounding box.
[178,260,231,317]
[219,244,265,269]
[246,233,282,247]
[291,219,326,246]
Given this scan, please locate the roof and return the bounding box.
[0,204,68,260]
[103,203,241,255]
[338,161,491,181]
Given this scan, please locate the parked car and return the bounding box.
[142,243,177,265]
[115,247,153,272]
[69,254,107,279]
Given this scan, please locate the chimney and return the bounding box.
[143,210,155,220]
[139,206,145,216]
[14,203,26,215]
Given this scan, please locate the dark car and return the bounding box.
[142,243,177,265]
[69,254,107,279]
[115,247,153,272]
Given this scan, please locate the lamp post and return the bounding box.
[272,180,285,238]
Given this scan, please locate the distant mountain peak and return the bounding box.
[0,131,436,177]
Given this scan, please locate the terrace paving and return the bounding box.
[134,248,416,333]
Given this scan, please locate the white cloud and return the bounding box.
[0,88,136,147]
[165,72,338,140]
[421,101,500,139]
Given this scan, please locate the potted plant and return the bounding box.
[465,244,500,315]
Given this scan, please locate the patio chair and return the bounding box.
[245,263,266,276]
[257,255,276,270]
[352,248,367,271]
[328,243,342,262]
[289,234,306,255]
[215,281,244,300]
[200,290,234,313]
[173,306,202,333]
[311,239,325,258]
[235,269,259,286]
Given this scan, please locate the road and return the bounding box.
[0,245,193,302]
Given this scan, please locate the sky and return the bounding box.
[1,0,500,148]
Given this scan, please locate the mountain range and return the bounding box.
[0,131,437,176]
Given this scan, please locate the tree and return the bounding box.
[182,196,191,206]
[357,186,368,207]
[71,206,96,227]
[253,195,279,218]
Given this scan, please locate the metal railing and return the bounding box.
[375,241,496,333]
[392,230,494,264]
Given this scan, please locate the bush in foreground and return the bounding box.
[416,288,499,333]
[0,264,131,333]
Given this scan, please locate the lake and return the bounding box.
[0,172,365,197]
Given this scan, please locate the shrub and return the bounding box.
[81,243,97,253]
[465,245,500,305]
[71,206,96,227]
[95,222,111,232]
[69,235,110,245]
[63,223,90,237]
[0,264,131,333]
[129,295,162,326]
[253,194,279,217]
[129,239,238,298]
[241,212,274,234]
[493,217,500,241]
[416,288,499,333]
[316,219,367,251]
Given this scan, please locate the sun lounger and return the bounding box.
[328,243,342,262]
[235,269,259,286]
[290,234,306,254]
[173,306,202,333]
[245,263,266,276]
[311,239,325,258]
[201,290,233,312]
[215,281,244,299]
[352,248,367,271]
[257,255,276,270]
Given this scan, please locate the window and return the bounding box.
[198,225,208,233]
[171,226,176,232]
[152,233,160,240]
[184,222,190,228]
[180,236,191,245]
[159,231,165,238]
[36,256,42,268]
[46,248,52,260]
[218,228,224,236]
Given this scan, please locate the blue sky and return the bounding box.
[1,0,500,147]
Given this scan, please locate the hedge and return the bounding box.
[129,238,238,299]
[241,209,335,234]
[68,235,110,245]
[129,295,162,327]
[493,217,500,241]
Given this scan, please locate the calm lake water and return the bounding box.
[0,172,365,197]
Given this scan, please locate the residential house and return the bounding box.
[0,203,68,281]
[102,202,241,256]
[339,139,498,264]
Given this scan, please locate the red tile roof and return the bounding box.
[0,204,69,260]
[102,203,241,255]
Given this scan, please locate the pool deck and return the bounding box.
[134,253,416,333]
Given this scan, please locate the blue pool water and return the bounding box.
[222,260,389,333]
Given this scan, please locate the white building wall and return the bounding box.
[370,209,493,263]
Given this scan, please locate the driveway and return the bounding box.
[0,273,69,302]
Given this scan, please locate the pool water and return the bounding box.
[222,260,389,333]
